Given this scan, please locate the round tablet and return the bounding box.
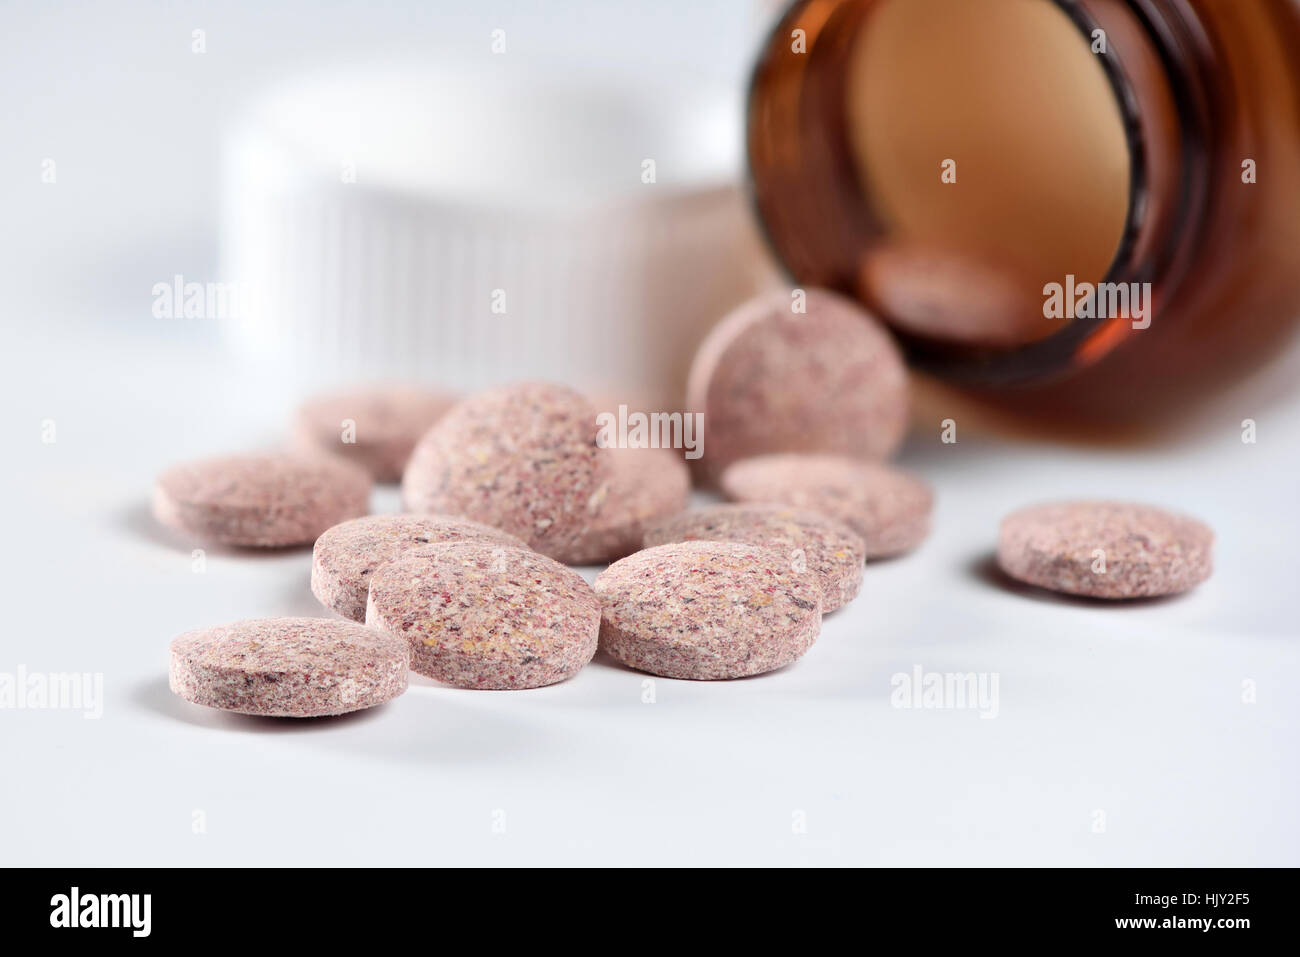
[687,287,909,483]
[997,501,1214,599]
[856,243,1046,347]
[168,617,409,717]
[365,542,600,689]
[644,503,866,612]
[293,386,457,482]
[594,540,823,680]
[553,447,690,565]
[311,513,528,622]
[401,382,613,560]
[154,453,372,547]
[719,453,932,559]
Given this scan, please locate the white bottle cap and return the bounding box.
[220,59,771,396]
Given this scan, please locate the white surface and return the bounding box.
[3,316,1298,866]
[2,0,1298,867]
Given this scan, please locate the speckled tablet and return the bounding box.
[644,503,866,612]
[401,383,612,560]
[311,513,528,622]
[997,501,1214,599]
[687,287,909,483]
[856,243,1044,346]
[365,541,600,689]
[719,453,932,559]
[154,453,372,547]
[594,540,823,680]
[168,617,409,717]
[553,447,690,565]
[294,386,456,482]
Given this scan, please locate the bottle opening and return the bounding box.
[748,0,1145,367]
[846,0,1132,347]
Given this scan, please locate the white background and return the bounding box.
[2,0,1297,866]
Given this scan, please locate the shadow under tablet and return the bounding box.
[968,551,1191,607]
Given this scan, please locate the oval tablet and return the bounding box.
[365,542,600,689]
[594,540,823,680]
[154,453,372,548]
[311,513,528,622]
[294,386,456,482]
[687,288,909,483]
[401,383,613,560]
[168,617,409,717]
[997,501,1214,599]
[554,447,690,565]
[644,503,866,612]
[719,453,932,559]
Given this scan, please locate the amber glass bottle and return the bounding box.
[747,0,1300,423]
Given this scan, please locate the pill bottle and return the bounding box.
[746,0,1300,424]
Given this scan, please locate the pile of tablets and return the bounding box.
[155,289,1212,718]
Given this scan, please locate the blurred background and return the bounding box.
[2,0,776,407]
[8,0,1299,436]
